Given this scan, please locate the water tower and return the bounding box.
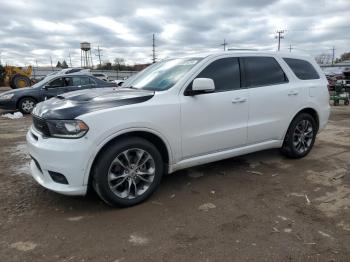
[80,42,93,68]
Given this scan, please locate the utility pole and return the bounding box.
[50,56,53,71]
[68,50,73,67]
[152,34,156,63]
[95,46,103,68]
[288,44,293,52]
[330,46,335,65]
[221,39,228,51]
[275,30,285,51]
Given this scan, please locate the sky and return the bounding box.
[0,0,349,66]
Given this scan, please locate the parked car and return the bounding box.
[27,51,330,207]
[0,73,116,113]
[92,73,109,82]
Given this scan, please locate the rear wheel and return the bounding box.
[18,97,36,114]
[281,113,317,158]
[93,137,164,207]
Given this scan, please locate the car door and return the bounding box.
[180,57,249,159]
[240,56,301,144]
[42,77,68,99]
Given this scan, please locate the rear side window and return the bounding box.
[192,57,240,92]
[283,58,320,80]
[242,57,288,87]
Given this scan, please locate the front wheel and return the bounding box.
[92,137,164,207]
[18,97,36,114]
[281,113,317,158]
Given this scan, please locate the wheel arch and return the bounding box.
[86,129,172,190]
[282,107,320,143]
[16,96,38,109]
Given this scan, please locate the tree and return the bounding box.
[114,58,125,70]
[56,61,62,68]
[339,52,350,62]
[315,53,332,65]
[61,60,69,68]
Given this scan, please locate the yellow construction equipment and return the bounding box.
[0,65,32,89]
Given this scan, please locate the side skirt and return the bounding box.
[168,140,283,173]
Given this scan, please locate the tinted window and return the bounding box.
[80,77,90,86]
[191,57,240,92]
[242,57,288,87]
[283,58,320,80]
[48,78,64,87]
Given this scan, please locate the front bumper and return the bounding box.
[0,99,17,110]
[26,127,90,196]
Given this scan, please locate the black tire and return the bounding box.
[92,137,164,207]
[18,97,37,114]
[281,113,317,159]
[10,74,31,89]
[345,100,349,106]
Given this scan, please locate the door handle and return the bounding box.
[288,90,299,96]
[232,97,247,103]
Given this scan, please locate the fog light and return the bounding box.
[48,171,69,184]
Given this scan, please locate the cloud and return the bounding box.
[0,0,349,66]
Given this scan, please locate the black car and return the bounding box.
[0,74,116,113]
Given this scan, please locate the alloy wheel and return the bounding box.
[107,148,156,199]
[292,119,314,154]
[22,100,35,113]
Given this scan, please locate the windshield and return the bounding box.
[123,57,202,91]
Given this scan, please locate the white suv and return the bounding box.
[27,51,330,206]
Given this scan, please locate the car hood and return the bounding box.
[0,86,37,96]
[32,87,155,120]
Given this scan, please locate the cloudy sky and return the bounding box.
[0,0,349,66]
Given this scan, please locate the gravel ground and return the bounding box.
[0,86,349,261]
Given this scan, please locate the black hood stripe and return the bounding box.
[33,89,154,120]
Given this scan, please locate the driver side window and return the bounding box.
[48,78,64,88]
[186,57,241,94]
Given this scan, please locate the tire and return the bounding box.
[281,113,317,159]
[92,137,164,207]
[345,100,349,106]
[10,74,31,89]
[18,97,37,114]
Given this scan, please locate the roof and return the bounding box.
[179,50,313,60]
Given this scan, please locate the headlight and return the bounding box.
[46,119,89,138]
[0,94,14,100]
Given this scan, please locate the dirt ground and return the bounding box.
[0,87,349,262]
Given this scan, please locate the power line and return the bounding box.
[152,34,156,63]
[275,30,285,51]
[221,39,228,51]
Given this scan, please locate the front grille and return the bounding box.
[32,116,50,136]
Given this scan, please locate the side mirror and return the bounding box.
[43,85,49,90]
[187,78,215,95]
